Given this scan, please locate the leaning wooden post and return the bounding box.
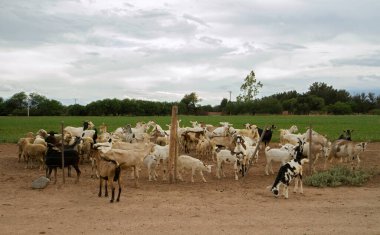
[308,124,313,175]
[168,106,178,184]
[61,121,65,184]
[243,125,268,179]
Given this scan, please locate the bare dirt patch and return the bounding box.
[0,142,379,235]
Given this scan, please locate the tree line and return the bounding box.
[0,82,379,116]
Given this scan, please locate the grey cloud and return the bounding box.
[0,2,197,47]
[357,75,380,82]
[124,3,134,8]
[183,14,209,27]
[136,9,172,19]
[331,52,380,67]
[0,84,16,92]
[269,43,307,51]
[199,36,222,45]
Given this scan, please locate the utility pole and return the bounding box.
[228,91,232,102]
[27,94,30,117]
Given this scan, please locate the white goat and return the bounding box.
[212,122,232,137]
[279,125,299,144]
[176,155,213,183]
[304,129,330,147]
[64,121,95,137]
[149,144,170,181]
[264,145,295,175]
[143,154,158,181]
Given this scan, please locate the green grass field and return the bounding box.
[0,115,379,143]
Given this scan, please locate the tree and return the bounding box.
[0,97,5,115]
[237,70,263,102]
[179,92,201,115]
[218,98,228,113]
[294,95,311,114]
[327,102,352,114]
[38,99,64,116]
[256,97,282,114]
[4,92,28,115]
[282,98,297,114]
[307,95,325,112]
[350,92,376,113]
[67,104,87,116]
[308,82,350,105]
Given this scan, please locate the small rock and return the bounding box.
[32,176,50,189]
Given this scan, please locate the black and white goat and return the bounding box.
[270,139,309,199]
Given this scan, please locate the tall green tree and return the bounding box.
[237,70,263,102]
[256,97,282,114]
[4,92,28,115]
[67,104,87,116]
[179,92,201,115]
[308,82,350,105]
[0,97,5,115]
[218,98,228,113]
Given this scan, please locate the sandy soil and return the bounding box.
[0,142,379,235]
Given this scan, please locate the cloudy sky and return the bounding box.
[1,0,380,106]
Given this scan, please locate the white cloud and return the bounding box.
[1,0,380,105]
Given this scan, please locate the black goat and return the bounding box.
[45,137,81,183]
[258,124,277,146]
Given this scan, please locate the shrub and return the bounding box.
[327,101,352,114]
[304,166,374,187]
[369,109,380,115]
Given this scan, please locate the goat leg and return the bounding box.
[104,181,108,197]
[54,168,57,184]
[98,179,102,197]
[110,185,115,203]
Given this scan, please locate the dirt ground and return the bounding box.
[0,142,379,235]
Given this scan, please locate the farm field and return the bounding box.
[0,141,379,234]
[0,115,379,143]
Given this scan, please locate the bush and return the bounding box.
[369,109,380,115]
[304,166,374,187]
[327,101,352,114]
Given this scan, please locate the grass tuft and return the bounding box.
[304,166,375,187]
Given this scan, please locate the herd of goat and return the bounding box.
[16,120,368,202]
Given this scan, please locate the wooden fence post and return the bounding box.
[308,124,313,175]
[61,121,65,184]
[168,106,178,184]
[243,125,267,179]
